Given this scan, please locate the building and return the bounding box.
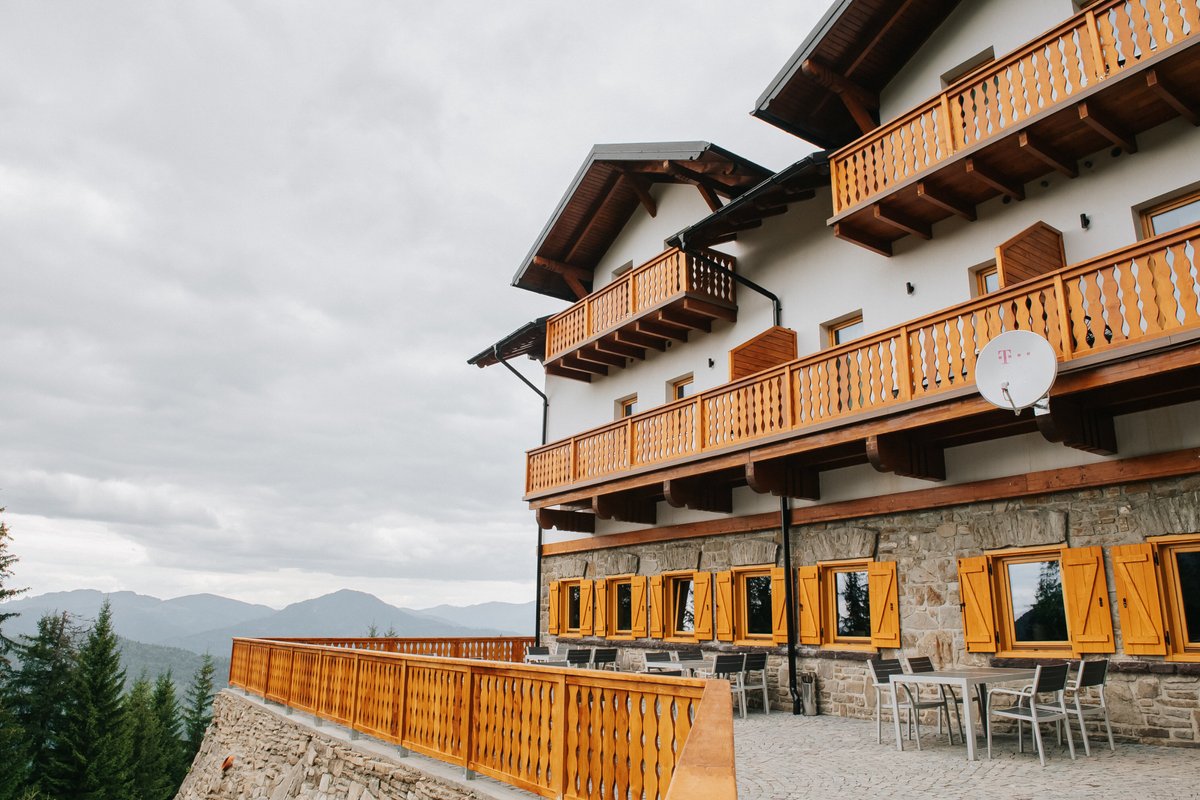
[472,0,1200,745]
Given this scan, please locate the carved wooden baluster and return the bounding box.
[1172,239,1200,325]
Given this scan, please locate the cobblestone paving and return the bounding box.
[734,712,1200,800]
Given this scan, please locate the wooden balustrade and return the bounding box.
[229,637,735,800]
[830,0,1200,214]
[265,636,534,662]
[544,249,737,361]
[526,223,1200,495]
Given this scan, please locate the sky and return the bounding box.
[1,1,826,610]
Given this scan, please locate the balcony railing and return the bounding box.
[830,0,1200,215]
[526,223,1200,496]
[545,248,736,365]
[229,637,736,800]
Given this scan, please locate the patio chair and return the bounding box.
[867,657,955,749]
[986,662,1076,767]
[699,653,748,718]
[675,648,704,662]
[592,647,619,671]
[524,645,550,660]
[742,652,771,714]
[565,648,593,669]
[642,651,675,672]
[1060,659,1115,756]
[906,655,962,743]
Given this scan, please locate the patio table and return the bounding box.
[646,657,711,677]
[889,667,1036,761]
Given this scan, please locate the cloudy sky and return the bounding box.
[1,1,824,610]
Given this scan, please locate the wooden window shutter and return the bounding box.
[693,571,714,641]
[957,555,997,653]
[579,581,594,635]
[796,566,821,645]
[630,575,648,638]
[714,571,734,642]
[1111,542,1168,656]
[1061,546,1116,653]
[868,560,901,649]
[547,581,560,635]
[771,567,789,644]
[648,575,664,639]
[593,579,608,638]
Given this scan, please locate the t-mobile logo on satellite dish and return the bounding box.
[976,331,1058,415]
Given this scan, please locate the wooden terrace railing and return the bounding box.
[229,637,736,800]
[263,636,533,662]
[526,222,1200,495]
[830,0,1200,214]
[544,248,737,361]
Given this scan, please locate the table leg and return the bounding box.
[892,687,904,751]
[961,681,976,761]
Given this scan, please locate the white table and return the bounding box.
[889,667,1036,761]
[646,657,711,677]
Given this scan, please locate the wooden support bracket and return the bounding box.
[1146,69,1200,126]
[965,159,1025,201]
[593,337,645,360]
[573,347,625,368]
[1077,102,1138,153]
[658,306,713,333]
[620,170,658,218]
[536,508,596,533]
[663,476,733,513]
[916,182,977,221]
[613,329,667,352]
[833,223,892,257]
[545,361,593,382]
[866,432,946,481]
[801,57,880,135]
[873,204,932,240]
[1018,131,1078,178]
[745,458,820,500]
[1035,397,1118,456]
[592,492,656,525]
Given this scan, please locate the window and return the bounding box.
[940,47,996,88]
[547,579,593,637]
[611,260,634,279]
[668,574,695,636]
[829,565,871,642]
[973,263,1000,296]
[796,560,899,649]
[669,375,694,401]
[958,546,1114,657]
[1140,189,1200,238]
[650,571,711,641]
[566,582,582,632]
[825,313,864,347]
[1113,535,1200,661]
[617,394,638,419]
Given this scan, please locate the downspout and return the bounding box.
[676,234,782,327]
[493,346,549,646]
[779,496,802,714]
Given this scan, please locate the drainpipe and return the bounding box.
[676,234,782,327]
[779,495,802,714]
[493,346,549,646]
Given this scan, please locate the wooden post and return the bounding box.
[783,364,795,429]
[396,660,409,750]
[551,673,568,799]
[627,418,635,469]
[695,396,706,453]
[1085,10,1107,81]
[938,94,956,154]
[896,326,914,401]
[461,664,475,771]
[1054,274,1075,359]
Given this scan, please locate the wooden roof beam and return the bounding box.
[658,306,713,333]
[533,256,591,300]
[1019,131,1078,178]
[633,319,688,343]
[1146,69,1200,126]
[617,169,658,217]
[916,182,977,221]
[593,337,645,360]
[573,346,626,368]
[613,329,667,352]
[873,204,932,240]
[681,298,737,323]
[833,222,892,257]
[663,475,732,513]
[1077,102,1137,153]
[1035,397,1117,456]
[564,169,623,263]
[560,353,607,376]
[536,508,596,533]
[545,361,593,382]
[866,431,945,481]
[965,158,1025,201]
[745,457,820,500]
[801,57,879,134]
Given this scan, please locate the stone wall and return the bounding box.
[542,474,1200,746]
[176,691,513,800]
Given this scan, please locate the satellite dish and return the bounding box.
[976,330,1058,414]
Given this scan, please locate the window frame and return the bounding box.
[560,579,584,637]
[617,394,638,419]
[972,263,1000,297]
[669,374,694,402]
[733,566,773,644]
[606,574,635,639]
[992,546,1072,656]
[824,312,865,348]
[663,571,697,642]
[1139,187,1200,239]
[1152,534,1200,661]
[819,559,874,649]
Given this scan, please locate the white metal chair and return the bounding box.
[700,653,748,718]
[1060,659,1115,755]
[642,651,675,672]
[742,652,771,714]
[867,657,955,749]
[987,662,1076,767]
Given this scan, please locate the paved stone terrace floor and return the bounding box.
[733,712,1200,800]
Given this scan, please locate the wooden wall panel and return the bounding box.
[995,221,1065,287]
[729,326,798,381]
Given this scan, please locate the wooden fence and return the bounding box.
[526,222,1200,495]
[264,636,533,662]
[830,0,1200,213]
[229,637,736,800]
[545,248,737,361]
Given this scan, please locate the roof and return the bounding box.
[666,153,831,250]
[467,317,549,368]
[752,0,963,149]
[512,142,772,302]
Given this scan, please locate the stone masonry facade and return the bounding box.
[542,474,1200,746]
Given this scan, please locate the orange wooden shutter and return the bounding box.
[631,575,648,638]
[649,575,664,639]
[1061,546,1115,653]
[957,556,997,653]
[796,566,820,645]
[593,579,608,638]
[771,567,789,644]
[547,581,560,635]
[579,581,594,635]
[693,571,714,641]
[714,571,734,642]
[1111,542,1168,656]
[868,560,901,649]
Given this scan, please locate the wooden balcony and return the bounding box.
[829,0,1200,255]
[526,223,1200,504]
[544,248,737,381]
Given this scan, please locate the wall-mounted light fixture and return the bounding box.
[708,358,715,368]
[1080,213,1091,230]
[906,282,915,295]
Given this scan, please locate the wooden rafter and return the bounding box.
[592,337,645,360]
[801,57,879,134]
[536,508,596,533]
[873,204,932,240]
[1146,69,1200,126]
[560,353,606,376]
[866,431,946,481]
[1077,102,1138,153]
[833,222,892,257]
[564,168,623,263]
[965,158,1025,201]
[573,347,625,368]
[916,182,977,221]
[1019,131,1078,178]
[620,170,658,218]
[545,362,593,382]
[533,256,591,300]
[663,476,733,513]
[634,319,688,343]
[613,329,667,352]
[1035,398,1117,456]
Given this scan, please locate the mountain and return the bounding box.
[413,601,534,635]
[117,637,231,693]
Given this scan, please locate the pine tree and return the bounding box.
[124,675,164,800]
[0,508,28,664]
[151,673,184,799]
[0,701,28,800]
[45,600,131,800]
[180,654,215,773]
[5,612,79,795]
